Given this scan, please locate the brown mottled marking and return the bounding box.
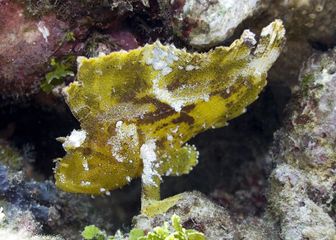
[82,148,92,156]
[182,103,196,113]
[136,97,176,124]
[172,112,195,125]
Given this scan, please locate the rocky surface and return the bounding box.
[269,48,336,240]
[0,0,143,106]
[134,192,236,239]
[0,141,140,239]
[134,191,280,240]
[266,0,336,44]
[0,1,73,104]
[255,0,336,91]
[170,0,264,48]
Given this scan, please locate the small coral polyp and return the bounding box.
[55,20,285,214]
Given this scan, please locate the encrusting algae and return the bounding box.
[55,20,285,215]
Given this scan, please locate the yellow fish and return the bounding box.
[55,20,285,200]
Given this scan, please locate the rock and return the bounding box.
[84,31,139,57]
[0,206,63,240]
[269,164,335,240]
[266,0,336,45]
[0,1,73,104]
[0,141,139,239]
[267,40,314,92]
[171,0,264,48]
[133,191,283,239]
[274,48,336,176]
[0,1,140,106]
[253,0,336,90]
[133,191,236,239]
[269,48,336,240]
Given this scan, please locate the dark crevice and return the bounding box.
[0,99,78,179]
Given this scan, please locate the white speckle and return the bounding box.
[80,181,91,186]
[165,168,173,176]
[37,21,50,43]
[153,60,167,70]
[143,42,213,112]
[59,174,66,183]
[116,121,123,128]
[95,69,103,75]
[62,129,86,149]
[126,176,131,182]
[140,139,160,186]
[100,188,106,192]
[185,65,196,71]
[167,134,173,141]
[202,94,210,102]
[170,101,184,112]
[162,67,172,76]
[77,56,87,69]
[172,126,179,133]
[241,29,257,46]
[144,42,187,112]
[108,122,138,163]
[249,48,280,76]
[82,158,89,171]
